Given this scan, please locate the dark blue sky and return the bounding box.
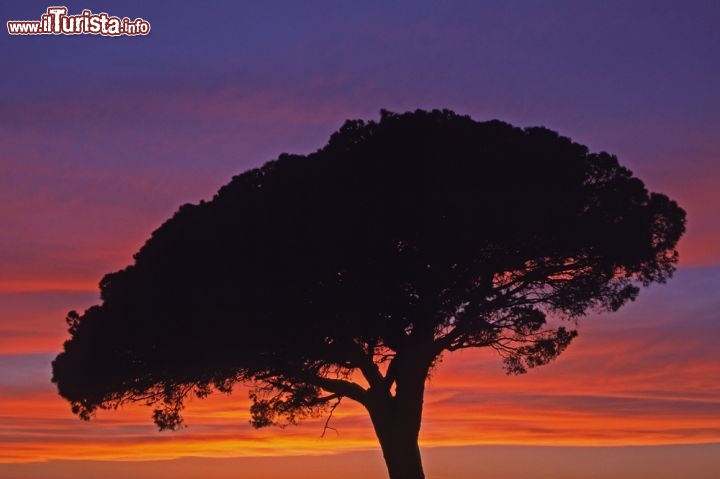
[2,0,719,281]
[4,1,718,139]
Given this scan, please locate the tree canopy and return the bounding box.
[52,109,685,478]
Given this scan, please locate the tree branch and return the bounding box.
[348,340,386,389]
[320,396,342,438]
[302,375,368,405]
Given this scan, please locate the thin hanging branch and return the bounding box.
[320,396,343,438]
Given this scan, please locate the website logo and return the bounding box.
[7,7,151,36]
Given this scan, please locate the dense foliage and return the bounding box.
[52,109,685,479]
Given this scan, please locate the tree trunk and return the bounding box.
[366,357,429,479]
[370,415,425,479]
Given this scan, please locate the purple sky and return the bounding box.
[3,1,719,286]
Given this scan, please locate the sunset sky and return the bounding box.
[1,1,719,478]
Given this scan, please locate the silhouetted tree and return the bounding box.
[52,109,685,479]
